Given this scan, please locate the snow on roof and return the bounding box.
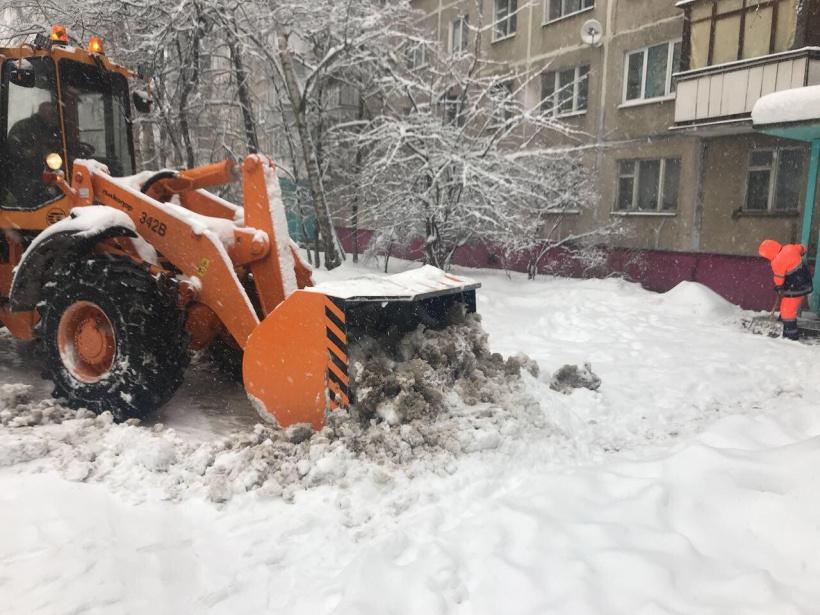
[752,85,820,127]
[310,265,480,301]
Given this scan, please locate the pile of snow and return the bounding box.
[0,317,553,504]
[349,312,538,425]
[658,280,738,318]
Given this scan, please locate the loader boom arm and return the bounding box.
[64,156,302,349]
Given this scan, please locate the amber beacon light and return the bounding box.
[88,36,104,54]
[50,25,68,43]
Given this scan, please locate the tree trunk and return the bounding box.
[227,24,259,155]
[140,119,157,169]
[276,35,342,270]
[175,32,200,168]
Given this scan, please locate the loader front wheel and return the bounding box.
[39,257,189,421]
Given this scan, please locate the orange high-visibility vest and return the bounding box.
[759,240,813,297]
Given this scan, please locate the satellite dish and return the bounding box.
[581,19,603,47]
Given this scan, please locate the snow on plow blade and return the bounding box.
[243,266,480,429]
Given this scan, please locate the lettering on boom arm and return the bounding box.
[100,188,133,212]
[99,188,166,237]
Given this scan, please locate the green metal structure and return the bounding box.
[279,178,317,244]
[754,114,820,315]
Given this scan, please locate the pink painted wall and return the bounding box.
[335,227,782,311]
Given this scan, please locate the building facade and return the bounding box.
[411,0,820,307]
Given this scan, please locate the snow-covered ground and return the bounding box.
[1,259,819,615]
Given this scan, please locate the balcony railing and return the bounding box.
[673,47,820,128]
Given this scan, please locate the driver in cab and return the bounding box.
[5,101,62,207]
[8,100,61,162]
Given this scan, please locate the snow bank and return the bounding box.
[3,262,820,614]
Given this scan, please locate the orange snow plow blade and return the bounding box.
[242,266,479,430]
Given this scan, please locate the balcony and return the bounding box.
[673,47,820,132]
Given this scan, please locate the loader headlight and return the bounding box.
[45,152,63,171]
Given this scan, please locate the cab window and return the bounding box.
[1,57,62,210]
[59,60,134,177]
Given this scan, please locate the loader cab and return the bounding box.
[0,48,135,212]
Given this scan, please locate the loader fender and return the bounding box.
[10,206,138,312]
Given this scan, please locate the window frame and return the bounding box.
[450,15,469,55]
[440,90,465,127]
[489,81,514,127]
[0,56,64,211]
[743,147,805,213]
[621,39,682,106]
[541,65,590,118]
[614,158,681,214]
[405,42,427,70]
[493,0,518,42]
[543,0,594,26]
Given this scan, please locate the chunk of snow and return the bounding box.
[752,85,820,127]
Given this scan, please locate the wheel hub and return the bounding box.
[58,301,116,383]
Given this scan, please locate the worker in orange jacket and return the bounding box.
[758,239,813,340]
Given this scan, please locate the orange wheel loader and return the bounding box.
[0,29,479,428]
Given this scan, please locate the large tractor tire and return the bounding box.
[38,256,189,421]
[204,274,260,383]
[205,335,244,382]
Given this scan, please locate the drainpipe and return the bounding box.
[691,139,707,251]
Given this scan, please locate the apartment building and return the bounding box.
[413,0,820,307]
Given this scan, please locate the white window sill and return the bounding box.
[733,208,800,218]
[544,209,582,216]
[492,32,516,44]
[542,6,594,27]
[555,109,588,119]
[611,211,677,217]
[618,94,676,109]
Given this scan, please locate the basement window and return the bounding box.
[744,148,804,213]
[616,158,680,212]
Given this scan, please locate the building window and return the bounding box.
[405,42,426,69]
[616,158,681,212]
[441,91,465,126]
[541,65,589,117]
[545,0,594,23]
[745,148,805,212]
[489,81,514,126]
[623,41,681,103]
[494,0,517,41]
[450,16,469,54]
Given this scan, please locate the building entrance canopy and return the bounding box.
[753,86,820,314]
